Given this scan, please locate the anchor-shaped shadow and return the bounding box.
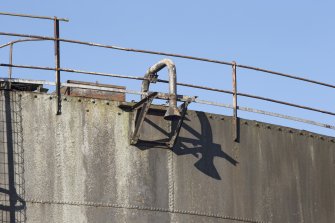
[136,110,238,180]
[173,112,238,180]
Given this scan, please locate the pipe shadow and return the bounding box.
[173,112,238,180]
[135,110,238,180]
[0,90,26,223]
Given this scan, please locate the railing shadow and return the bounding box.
[0,90,26,223]
[135,110,238,180]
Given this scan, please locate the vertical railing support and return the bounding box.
[54,17,61,115]
[232,61,238,142]
[8,43,13,89]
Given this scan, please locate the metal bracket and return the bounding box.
[129,93,194,148]
[130,92,158,145]
[130,92,158,111]
[167,98,192,148]
[148,72,158,83]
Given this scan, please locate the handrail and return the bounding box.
[1,77,335,131]
[0,28,334,134]
[0,32,334,89]
[0,38,47,49]
[0,12,69,22]
[1,63,334,117]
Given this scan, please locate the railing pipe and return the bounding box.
[0,12,69,22]
[54,17,61,115]
[232,61,238,141]
[8,44,13,78]
[0,32,334,90]
[8,43,13,89]
[1,63,335,117]
[1,77,334,131]
[0,38,47,49]
[2,12,333,135]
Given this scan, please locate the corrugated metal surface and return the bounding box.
[0,91,334,222]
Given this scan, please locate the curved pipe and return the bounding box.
[142,59,181,120]
[0,38,47,49]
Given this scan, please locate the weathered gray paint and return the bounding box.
[0,90,334,223]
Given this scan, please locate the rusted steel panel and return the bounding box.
[0,80,45,92]
[60,80,126,101]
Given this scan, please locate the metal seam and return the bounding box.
[168,149,174,211]
[25,198,266,223]
[171,149,175,211]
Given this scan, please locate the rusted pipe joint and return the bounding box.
[141,59,181,120]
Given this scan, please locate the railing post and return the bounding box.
[232,61,238,142]
[8,43,13,89]
[54,17,61,115]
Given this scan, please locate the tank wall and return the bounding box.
[1,91,334,223]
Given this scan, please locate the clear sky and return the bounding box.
[1,0,335,136]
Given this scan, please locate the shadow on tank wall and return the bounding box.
[135,110,238,180]
[0,91,26,223]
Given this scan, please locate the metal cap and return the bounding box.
[164,106,181,121]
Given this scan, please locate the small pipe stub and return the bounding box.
[164,95,181,121]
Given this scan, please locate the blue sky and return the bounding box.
[1,0,335,136]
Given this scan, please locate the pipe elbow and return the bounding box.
[147,58,176,75]
[142,59,177,94]
[141,59,180,120]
